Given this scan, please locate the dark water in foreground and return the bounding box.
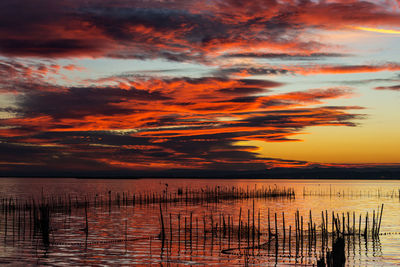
[0,178,400,266]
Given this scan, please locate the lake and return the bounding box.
[0,178,399,266]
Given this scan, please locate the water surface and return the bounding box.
[0,178,399,266]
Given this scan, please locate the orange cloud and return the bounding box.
[2,0,399,62]
[375,84,400,91]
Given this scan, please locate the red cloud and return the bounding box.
[374,85,400,91]
[1,0,399,61]
[0,77,357,141]
[63,64,86,71]
[4,0,392,172]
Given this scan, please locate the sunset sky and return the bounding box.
[1,0,400,175]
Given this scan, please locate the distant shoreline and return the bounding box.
[1,176,400,180]
[1,166,399,180]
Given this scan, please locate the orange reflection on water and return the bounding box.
[0,178,399,265]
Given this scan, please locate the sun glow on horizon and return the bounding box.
[351,26,400,35]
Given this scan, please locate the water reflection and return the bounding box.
[0,178,399,265]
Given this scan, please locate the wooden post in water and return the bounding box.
[210,213,214,236]
[196,217,199,247]
[228,215,231,249]
[373,209,376,237]
[309,210,313,241]
[364,212,368,238]
[377,204,384,237]
[307,222,311,251]
[301,215,303,253]
[252,201,255,249]
[184,216,187,248]
[247,209,250,249]
[282,212,286,247]
[295,211,300,251]
[258,210,260,247]
[84,202,89,235]
[342,213,345,235]
[289,225,291,257]
[190,212,193,247]
[222,214,226,237]
[238,207,242,246]
[347,212,350,235]
[159,203,165,241]
[169,213,172,243]
[321,211,325,246]
[325,210,328,239]
[178,213,181,249]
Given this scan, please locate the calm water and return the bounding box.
[0,178,400,266]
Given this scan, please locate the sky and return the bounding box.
[0,0,400,175]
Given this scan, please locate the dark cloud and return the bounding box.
[228,96,259,103]
[16,86,170,119]
[0,127,311,173]
[222,52,349,60]
[214,63,400,78]
[0,75,363,171]
[237,108,360,129]
[374,85,400,91]
[0,39,106,57]
[218,87,266,95]
[214,67,291,77]
[0,56,365,174]
[330,78,400,85]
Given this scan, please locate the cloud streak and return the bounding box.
[375,85,400,91]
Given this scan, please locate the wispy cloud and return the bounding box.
[375,85,400,91]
